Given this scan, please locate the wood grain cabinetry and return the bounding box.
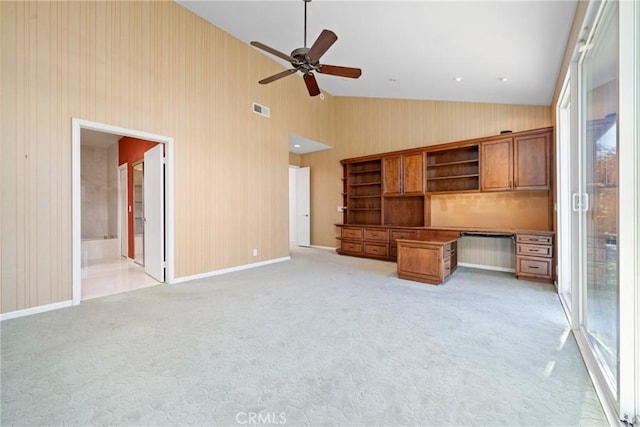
[513,133,550,190]
[481,130,550,191]
[339,226,389,259]
[515,233,553,282]
[339,127,554,279]
[481,138,513,191]
[396,239,458,285]
[383,153,424,195]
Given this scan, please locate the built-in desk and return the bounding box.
[396,238,458,285]
[336,224,555,284]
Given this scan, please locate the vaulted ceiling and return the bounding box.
[177,0,577,106]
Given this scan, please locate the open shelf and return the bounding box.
[343,159,383,225]
[426,144,479,193]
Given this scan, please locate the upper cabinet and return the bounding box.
[383,152,424,195]
[481,129,551,191]
[513,133,550,190]
[481,138,513,191]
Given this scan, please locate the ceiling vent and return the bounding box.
[252,102,270,118]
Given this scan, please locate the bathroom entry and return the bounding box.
[72,118,173,305]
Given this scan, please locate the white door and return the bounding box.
[118,164,128,258]
[143,144,165,282]
[296,166,310,247]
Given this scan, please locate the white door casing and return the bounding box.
[297,166,310,247]
[143,144,165,282]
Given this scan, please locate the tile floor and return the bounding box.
[81,255,160,300]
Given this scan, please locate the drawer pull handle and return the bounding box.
[530,266,539,269]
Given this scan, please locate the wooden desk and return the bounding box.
[396,238,458,285]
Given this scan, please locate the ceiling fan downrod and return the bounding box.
[304,0,311,48]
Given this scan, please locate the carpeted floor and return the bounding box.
[1,247,607,426]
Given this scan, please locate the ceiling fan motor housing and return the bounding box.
[291,47,319,72]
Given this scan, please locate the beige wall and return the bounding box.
[301,97,552,248]
[0,0,554,314]
[0,1,334,313]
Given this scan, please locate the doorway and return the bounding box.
[288,165,310,247]
[72,119,174,305]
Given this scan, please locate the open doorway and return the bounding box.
[79,131,161,300]
[72,119,174,305]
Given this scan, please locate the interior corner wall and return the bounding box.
[118,137,159,258]
[0,0,334,314]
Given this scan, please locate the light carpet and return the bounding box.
[1,247,607,426]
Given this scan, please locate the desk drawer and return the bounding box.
[390,229,418,242]
[364,243,388,258]
[517,244,552,258]
[342,227,363,240]
[365,229,388,242]
[517,256,552,278]
[516,234,552,245]
[341,241,363,255]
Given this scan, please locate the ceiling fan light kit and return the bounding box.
[250,0,362,97]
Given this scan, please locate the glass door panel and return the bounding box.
[581,1,619,393]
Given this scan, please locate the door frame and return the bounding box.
[117,163,128,258]
[72,118,174,305]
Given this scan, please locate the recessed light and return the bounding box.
[293,144,301,148]
[498,77,508,82]
[454,77,463,82]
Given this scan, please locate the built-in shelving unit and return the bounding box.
[343,160,382,225]
[426,145,479,193]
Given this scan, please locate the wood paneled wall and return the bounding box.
[301,97,552,247]
[0,1,334,313]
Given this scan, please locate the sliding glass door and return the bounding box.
[580,0,619,399]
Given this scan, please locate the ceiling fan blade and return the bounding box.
[318,64,362,79]
[303,73,321,97]
[258,69,298,84]
[250,41,296,63]
[307,29,337,63]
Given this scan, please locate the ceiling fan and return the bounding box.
[250,0,362,97]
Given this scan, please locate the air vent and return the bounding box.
[252,102,270,118]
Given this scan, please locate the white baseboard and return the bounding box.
[0,300,73,322]
[458,262,515,273]
[310,245,337,251]
[170,256,291,284]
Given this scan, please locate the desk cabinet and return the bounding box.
[396,239,458,285]
[515,233,553,282]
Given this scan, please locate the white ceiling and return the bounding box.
[177,0,577,106]
[81,129,122,148]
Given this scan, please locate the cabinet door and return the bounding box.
[481,138,513,191]
[383,156,402,195]
[403,153,424,194]
[514,133,550,190]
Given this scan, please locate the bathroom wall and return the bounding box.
[80,144,118,239]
